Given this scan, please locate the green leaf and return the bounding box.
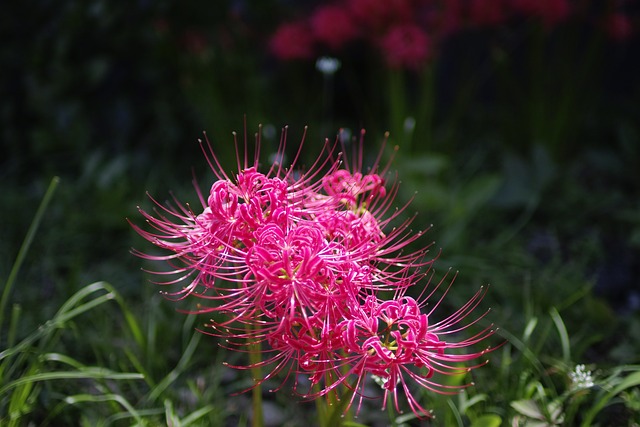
[549,307,570,364]
[581,369,640,426]
[511,399,543,420]
[0,368,144,395]
[0,176,60,339]
[470,414,502,427]
[63,393,144,425]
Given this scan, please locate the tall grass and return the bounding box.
[2,173,639,426]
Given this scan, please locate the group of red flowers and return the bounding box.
[131,128,497,418]
[269,0,635,70]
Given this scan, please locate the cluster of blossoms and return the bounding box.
[569,364,595,390]
[269,0,636,69]
[131,127,498,418]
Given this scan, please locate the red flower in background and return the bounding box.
[269,21,314,60]
[604,12,633,40]
[379,25,432,70]
[347,0,413,32]
[437,0,464,36]
[468,0,508,27]
[512,0,572,28]
[310,5,360,50]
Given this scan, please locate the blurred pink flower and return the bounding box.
[347,0,414,32]
[379,24,432,70]
[438,0,465,36]
[269,21,315,60]
[310,5,360,50]
[468,0,508,27]
[512,0,571,28]
[604,12,633,40]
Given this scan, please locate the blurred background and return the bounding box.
[1,0,639,425]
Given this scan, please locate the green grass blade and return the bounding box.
[64,393,145,425]
[181,405,217,426]
[148,329,201,402]
[0,285,116,362]
[7,304,21,348]
[549,307,570,364]
[7,363,40,423]
[446,398,465,427]
[581,368,640,426]
[54,281,116,319]
[0,176,60,339]
[0,368,144,395]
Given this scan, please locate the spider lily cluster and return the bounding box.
[131,127,498,418]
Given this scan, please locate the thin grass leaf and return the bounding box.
[54,281,117,320]
[581,368,640,426]
[103,285,145,350]
[549,307,570,364]
[148,329,201,403]
[446,398,465,427]
[7,363,39,423]
[63,392,145,425]
[459,392,488,414]
[0,291,114,362]
[522,317,538,343]
[124,346,154,388]
[494,327,554,395]
[0,282,119,362]
[8,304,21,349]
[103,407,165,423]
[164,399,180,427]
[43,352,87,370]
[180,404,217,426]
[0,176,60,338]
[0,368,144,395]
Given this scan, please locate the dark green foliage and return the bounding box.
[1,1,639,425]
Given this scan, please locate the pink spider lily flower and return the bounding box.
[130,124,500,420]
[130,127,337,300]
[308,273,498,419]
[131,127,428,307]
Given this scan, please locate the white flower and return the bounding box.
[316,56,341,75]
[569,364,594,390]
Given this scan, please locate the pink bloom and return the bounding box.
[512,0,572,28]
[604,12,633,41]
[468,0,508,27]
[438,0,465,36]
[130,125,500,419]
[379,24,432,70]
[269,21,315,60]
[306,274,498,418]
[310,5,360,50]
[347,0,414,33]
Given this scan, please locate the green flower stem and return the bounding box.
[247,323,263,427]
[315,367,356,427]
